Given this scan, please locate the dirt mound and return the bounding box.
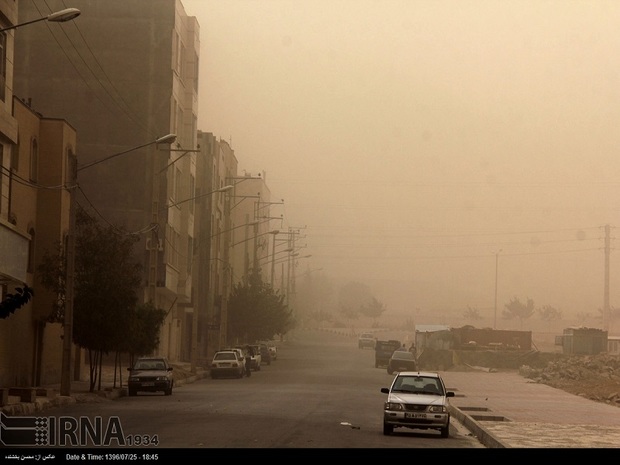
[519,353,620,406]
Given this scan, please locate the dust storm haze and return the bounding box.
[182,0,620,325]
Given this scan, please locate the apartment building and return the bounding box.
[14,0,200,362]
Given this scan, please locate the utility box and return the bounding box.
[561,327,608,355]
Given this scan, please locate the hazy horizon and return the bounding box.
[182,0,620,325]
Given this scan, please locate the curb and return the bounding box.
[449,404,508,448]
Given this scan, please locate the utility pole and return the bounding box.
[60,156,77,396]
[494,249,502,330]
[604,224,611,331]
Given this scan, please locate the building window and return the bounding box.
[0,32,6,102]
[187,237,193,274]
[11,137,18,171]
[29,138,38,182]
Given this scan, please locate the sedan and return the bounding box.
[127,357,174,396]
[387,350,417,374]
[210,350,245,379]
[381,371,454,437]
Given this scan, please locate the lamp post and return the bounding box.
[61,134,176,396]
[0,8,81,32]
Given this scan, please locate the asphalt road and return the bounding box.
[36,329,484,450]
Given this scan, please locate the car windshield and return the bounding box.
[135,360,166,370]
[392,376,443,395]
[392,351,414,360]
[214,352,236,361]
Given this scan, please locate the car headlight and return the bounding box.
[428,405,447,413]
[155,376,169,381]
[384,402,404,411]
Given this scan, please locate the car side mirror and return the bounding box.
[381,388,389,394]
[168,367,173,371]
[446,391,455,397]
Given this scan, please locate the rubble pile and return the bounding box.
[519,354,620,406]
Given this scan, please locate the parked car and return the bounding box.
[223,347,247,372]
[358,332,376,349]
[267,342,277,361]
[257,343,272,365]
[238,345,261,371]
[210,350,245,379]
[127,357,174,396]
[380,371,454,437]
[387,350,417,374]
[374,339,401,367]
[248,344,263,369]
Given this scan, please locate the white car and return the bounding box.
[210,350,245,379]
[267,343,277,361]
[381,371,454,437]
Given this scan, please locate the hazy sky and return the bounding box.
[182,0,620,322]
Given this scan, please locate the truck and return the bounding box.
[374,339,402,368]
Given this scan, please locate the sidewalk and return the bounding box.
[0,363,208,416]
[442,369,620,448]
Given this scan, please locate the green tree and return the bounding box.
[360,296,386,322]
[503,297,535,329]
[227,269,294,343]
[338,281,373,323]
[38,207,156,391]
[123,302,168,363]
[463,306,482,322]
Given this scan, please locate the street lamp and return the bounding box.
[61,134,177,396]
[78,134,177,172]
[0,8,81,33]
[165,185,233,210]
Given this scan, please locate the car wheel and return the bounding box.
[440,424,450,438]
[211,373,218,379]
[383,423,393,436]
[164,387,172,396]
[128,388,137,397]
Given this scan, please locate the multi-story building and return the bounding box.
[193,131,238,361]
[14,0,200,362]
[0,1,77,388]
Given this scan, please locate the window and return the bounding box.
[29,138,38,182]
[0,32,6,101]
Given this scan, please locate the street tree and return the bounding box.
[360,296,386,323]
[38,207,153,391]
[502,297,535,329]
[227,269,294,343]
[463,306,482,322]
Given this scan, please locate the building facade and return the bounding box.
[14,0,200,363]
